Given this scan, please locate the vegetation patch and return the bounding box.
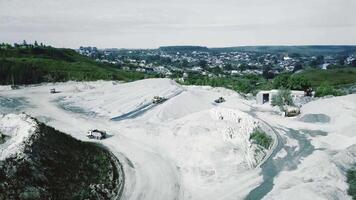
[273,74,311,91]
[0,44,145,85]
[250,128,272,149]
[0,121,124,200]
[294,68,356,88]
[271,89,294,110]
[180,69,355,96]
[315,82,345,97]
[347,167,356,200]
[178,73,270,94]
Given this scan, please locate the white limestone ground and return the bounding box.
[0,79,271,200]
[1,78,355,200]
[0,113,37,160]
[253,94,356,200]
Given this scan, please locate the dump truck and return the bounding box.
[86,129,107,140]
[283,106,300,117]
[214,97,225,103]
[152,96,167,104]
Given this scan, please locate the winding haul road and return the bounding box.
[22,94,182,200]
[2,79,356,200]
[0,82,281,200]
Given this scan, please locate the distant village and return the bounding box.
[78,46,356,80]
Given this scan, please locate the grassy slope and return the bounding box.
[293,68,356,87]
[347,168,356,200]
[0,122,123,200]
[0,46,145,85]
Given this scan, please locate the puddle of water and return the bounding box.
[245,128,323,200]
[301,129,328,137]
[300,114,330,124]
[0,96,31,114]
[55,97,97,117]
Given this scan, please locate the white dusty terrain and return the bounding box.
[0,113,37,160]
[0,78,356,200]
[257,95,356,200]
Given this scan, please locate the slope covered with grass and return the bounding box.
[0,118,124,200]
[0,45,145,85]
[293,68,356,87]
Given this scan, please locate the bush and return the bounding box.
[273,74,290,89]
[272,74,311,91]
[347,167,356,199]
[271,89,294,109]
[315,82,344,97]
[250,128,272,149]
[288,76,311,91]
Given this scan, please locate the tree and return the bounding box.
[271,89,294,110]
[310,55,324,67]
[224,63,234,71]
[181,59,189,68]
[273,74,311,91]
[272,74,290,89]
[352,59,356,68]
[198,60,207,69]
[288,76,311,91]
[293,63,303,72]
[262,65,275,79]
[337,55,347,66]
[315,82,343,97]
[238,64,247,72]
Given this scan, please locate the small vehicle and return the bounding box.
[86,129,107,140]
[283,106,300,117]
[152,96,167,104]
[214,97,225,103]
[50,88,56,94]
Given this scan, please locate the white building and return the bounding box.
[256,90,305,105]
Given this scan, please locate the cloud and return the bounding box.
[0,0,355,48]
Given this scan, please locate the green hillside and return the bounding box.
[0,44,145,85]
[212,45,356,56]
[293,68,356,87]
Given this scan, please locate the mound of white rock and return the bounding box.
[0,113,38,160]
[210,108,267,167]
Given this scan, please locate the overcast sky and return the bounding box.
[1,0,356,48]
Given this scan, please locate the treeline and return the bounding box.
[179,73,270,94]
[212,45,356,56]
[179,68,356,97]
[159,46,209,52]
[180,73,311,95]
[157,45,356,55]
[0,43,146,85]
[0,42,81,62]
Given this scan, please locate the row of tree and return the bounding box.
[0,44,146,85]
